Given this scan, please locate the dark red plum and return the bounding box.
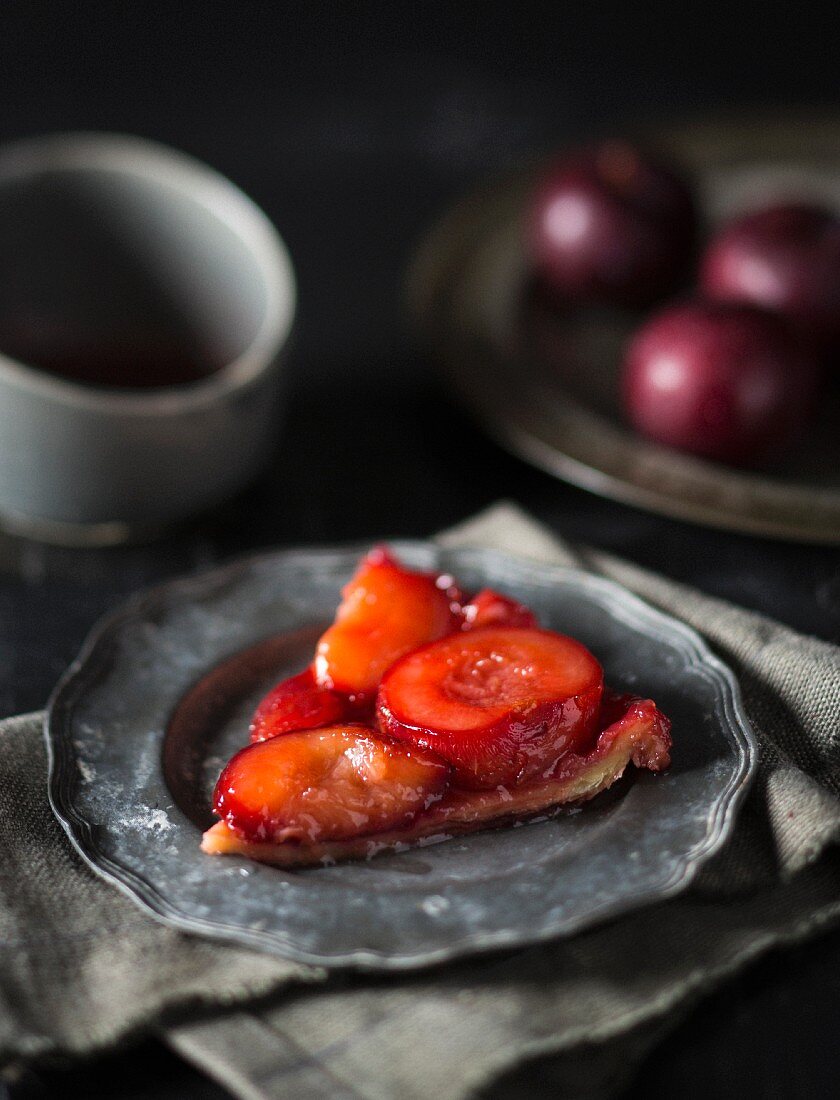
[621,302,819,466]
[527,142,697,309]
[700,202,840,349]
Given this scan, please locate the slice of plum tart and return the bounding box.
[202,548,672,867]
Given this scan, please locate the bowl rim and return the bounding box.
[0,131,296,416]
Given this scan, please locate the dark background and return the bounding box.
[1,2,839,1097]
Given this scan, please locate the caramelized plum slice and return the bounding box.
[202,693,672,866]
[377,627,604,789]
[249,669,353,743]
[461,588,538,630]
[314,547,459,701]
[213,724,450,844]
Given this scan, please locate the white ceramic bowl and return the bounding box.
[0,133,296,544]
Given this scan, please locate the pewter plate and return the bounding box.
[408,114,840,543]
[46,544,756,970]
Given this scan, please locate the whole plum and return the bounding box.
[621,301,819,466]
[528,142,697,309]
[700,202,840,350]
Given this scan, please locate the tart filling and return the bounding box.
[202,693,670,866]
[202,549,672,867]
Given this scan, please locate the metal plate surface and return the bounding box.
[47,544,756,969]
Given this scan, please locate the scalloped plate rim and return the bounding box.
[45,542,758,971]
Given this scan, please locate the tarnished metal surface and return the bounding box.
[46,544,757,969]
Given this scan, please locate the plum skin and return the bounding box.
[700,201,840,350]
[527,141,697,309]
[376,627,604,790]
[621,301,820,466]
[248,668,351,743]
[214,725,451,843]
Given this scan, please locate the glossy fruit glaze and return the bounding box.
[215,724,451,843]
[314,547,461,702]
[249,668,354,743]
[528,141,696,308]
[460,588,538,630]
[202,692,672,866]
[700,201,840,350]
[621,300,820,466]
[205,549,671,864]
[377,626,604,788]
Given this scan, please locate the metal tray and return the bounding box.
[408,115,840,543]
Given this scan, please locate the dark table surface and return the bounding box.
[2,3,839,1097]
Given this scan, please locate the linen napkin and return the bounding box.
[1,502,839,1098]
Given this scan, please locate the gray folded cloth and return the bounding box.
[2,503,839,1099]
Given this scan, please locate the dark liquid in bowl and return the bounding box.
[0,325,223,389]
